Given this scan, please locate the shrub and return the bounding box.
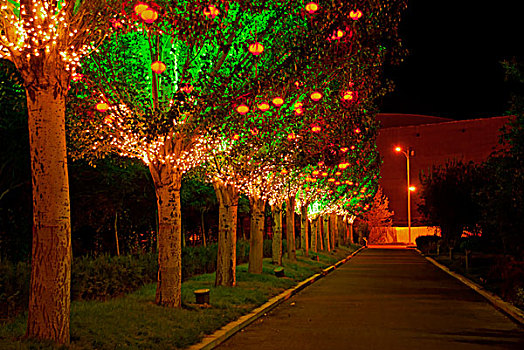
[0,259,30,319]
[415,235,441,254]
[487,257,524,308]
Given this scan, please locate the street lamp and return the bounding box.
[395,146,415,244]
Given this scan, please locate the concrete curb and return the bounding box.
[187,247,365,350]
[416,249,524,326]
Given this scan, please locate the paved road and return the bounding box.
[218,249,524,350]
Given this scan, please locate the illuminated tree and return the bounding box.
[360,186,394,243]
[0,0,118,343]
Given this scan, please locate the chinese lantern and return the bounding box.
[350,10,362,20]
[287,132,296,141]
[322,172,328,177]
[340,147,349,153]
[335,171,342,176]
[281,169,288,175]
[250,128,259,135]
[354,128,361,134]
[232,133,240,140]
[140,8,158,23]
[203,4,219,19]
[338,163,349,170]
[248,42,264,55]
[310,91,322,101]
[295,108,304,115]
[272,97,284,106]
[342,90,354,101]
[151,61,166,74]
[311,125,321,133]
[237,104,249,115]
[134,3,149,15]
[96,102,109,112]
[328,178,335,183]
[305,2,318,14]
[180,84,193,93]
[258,102,270,111]
[312,170,320,176]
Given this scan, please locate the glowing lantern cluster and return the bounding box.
[340,147,349,153]
[151,61,166,74]
[180,84,193,93]
[310,91,322,101]
[135,3,159,23]
[258,102,270,111]
[203,4,220,19]
[305,2,318,14]
[294,101,304,115]
[331,29,345,40]
[237,104,249,115]
[272,96,284,107]
[287,132,296,141]
[342,90,355,101]
[249,42,264,56]
[96,102,109,112]
[350,10,362,20]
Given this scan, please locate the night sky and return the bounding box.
[380,0,523,120]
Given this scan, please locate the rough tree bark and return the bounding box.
[330,213,337,249]
[310,217,318,252]
[285,196,296,261]
[323,215,330,252]
[348,221,354,244]
[300,205,309,257]
[337,216,345,246]
[25,86,72,345]
[213,182,239,286]
[249,195,265,273]
[271,203,283,265]
[150,164,182,307]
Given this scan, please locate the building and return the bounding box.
[375,113,511,242]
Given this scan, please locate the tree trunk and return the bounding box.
[318,217,323,251]
[310,217,318,252]
[201,211,207,247]
[285,196,296,261]
[323,215,330,251]
[153,169,182,307]
[271,203,283,265]
[337,215,344,246]
[25,88,71,345]
[249,195,265,273]
[114,211,120,256]
[348,221,354,244]
[213,182,239,286]
[330,213,336,249]
[300,205,309,257]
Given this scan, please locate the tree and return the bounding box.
[0,0,119,343]
[360,186,394,243]
[419,161,480,248]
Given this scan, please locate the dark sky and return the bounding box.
[380,0,523,120]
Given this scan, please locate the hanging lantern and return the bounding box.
[232,133,240,140]
[340,147,349,153]
[151,61,166,74]
[354,128,361,134]
[250,128,259,135]
[134,2,149,15]
[328,178,335,183]
[248,42,264,56]
[103,115,114,124]
[350,10,362,20]
[311,124,321,133]
[335,171,342,176]
[318,161,324,167]
[322,172,328,177]
[312,170,320,176]
[287,132,296,141]
[236,104,249,115]
[295,108,304,115]
[272,96,284,107]
[180,84,193,93]
[337,29,345,38]
[342,90,355,101]
[350,145,356,150]
[335,181,341,186]
[305,2,318,14]
[203,4,219,19]
[310,91,322,101]
[140,8,159,23]
[257,102,270,111]
[338,163,349,170]
[96,102,109,112]
[281,169,288,175]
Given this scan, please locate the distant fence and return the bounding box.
[369,226,441,244]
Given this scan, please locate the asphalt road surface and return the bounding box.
[218,248,524,350]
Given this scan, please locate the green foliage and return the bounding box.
[419,161,480,247]
[0,259,30,319]
[415,235,441,254]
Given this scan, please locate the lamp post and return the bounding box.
[395,146,415,244]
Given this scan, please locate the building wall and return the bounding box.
[377,116,511,226]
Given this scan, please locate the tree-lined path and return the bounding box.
[219,249,524,349]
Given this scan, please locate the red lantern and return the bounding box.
[311,125,321,133]
[272,97,284,107]
[96,102,109,112]
[258,102,270,111]
[203,5,219,19]
[232,133,240,140]
[287,132,296,141]
[151,61,166,74]
[305,2,318,14]
[350,10,362,20]
[310,91,322,101]
[104,115,114,124]
[340,147,349,153]
[354,128,361,134]
[295,108,304,115]
[134,2,149,15]
[250,128,259,136]
[312,170,320,176]
[248,42,264,56]
[236,104,249,115]
[338,163,349,170]
[180,84,193,93]
[322,172,328,177]
[281,169,288,175]
[140,8,158,23]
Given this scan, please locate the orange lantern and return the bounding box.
[232,133,240,140]
[250,128,259,135]
[140,8,158,23]
[342,90,354,101]
[311,125,321,133]
[103,115,114,124]
[322,172,328,177]
[134,3,149,15]
[203,4,219,19]
[350,9,362,20]
[328,178,335,183]
[272,96,284,106]
[310,91,322,101]
[151,61,166,74]
[335,181,341,185]
[340,147,349,153]
[248,42,264,55]
[180,84,193,93]
[258,102,270,111]
[287,132,296,141]
[237,104,249,115]
[295,108,304,115]
[281,169,288,175]
[305,2,318,14]
[312,170,320,176]
[96,102,109,112]
[335,171,342,176]
[338,163,349,170]
[354,128,361,134]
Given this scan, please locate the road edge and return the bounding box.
[187,246,365,350]
[417,249,524,326]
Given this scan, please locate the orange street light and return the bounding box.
[395,145,415,244]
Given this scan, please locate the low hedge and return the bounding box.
[0,239,281,318]
[415,235,441,254]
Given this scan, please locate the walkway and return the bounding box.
[218,248,524,349]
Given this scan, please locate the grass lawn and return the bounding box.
[0,246,358,349]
